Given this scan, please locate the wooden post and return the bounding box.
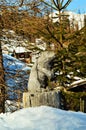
[80,97,86,113]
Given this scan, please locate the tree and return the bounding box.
[84,15,86,26]
[0,41,6,113]
[38,0,73,87]
[0,0,27,113]
[41,0,72,48]
[0,0,46,112]
[68,26,86,78]
[52,26,86,87]
[0,13,6,113]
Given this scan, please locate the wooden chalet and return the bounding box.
[13,47,32,64]
[67,79,86,113]
[68,79,86,92]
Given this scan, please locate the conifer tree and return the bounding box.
[0,0,26,113]
[41,0,72,48]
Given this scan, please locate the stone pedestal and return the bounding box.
[23,89,65,109]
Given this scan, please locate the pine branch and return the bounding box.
[46,25,63,48]
[19,0,24,7]
[41,0,57,10]
[61,0,64,5]
[61,0,72,10]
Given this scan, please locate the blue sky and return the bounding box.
[67,0,86,13]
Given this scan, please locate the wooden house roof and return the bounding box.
[67,79,86,92]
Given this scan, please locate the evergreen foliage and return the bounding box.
[41,0,72,48]
[52,26,86,87]
[62,91,86,111]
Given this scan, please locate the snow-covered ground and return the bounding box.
[3,54,31,100]
[0,106,86,130]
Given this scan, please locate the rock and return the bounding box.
[28,51,56,92]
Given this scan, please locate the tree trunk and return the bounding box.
[59,11,63,46]
[0,42,5,113]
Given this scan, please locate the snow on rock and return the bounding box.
[0,106,86,130]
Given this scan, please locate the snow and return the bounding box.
[70,78,86,87]
[5,100,23,112]
[15,47,28,53]
[50,11,85,30]
[0,106,86,130]
[3,54,31,100]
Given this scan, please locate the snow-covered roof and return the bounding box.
[68,78,86,90]
[15,47,31,53]
[15,47,26,53]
